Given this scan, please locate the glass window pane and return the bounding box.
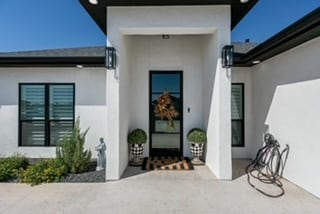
[50,85,74,120]
[231,85,243,120]
[152,133,180,149]
[20,85,45,120]
[21,121,45,146]
[152,74,180,93]
[50,121,73,146]
[232,121,243,146]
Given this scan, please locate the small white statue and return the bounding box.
[95,137,106,171]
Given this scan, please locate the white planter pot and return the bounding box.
[190,143,204,165]
[131,144,144,163]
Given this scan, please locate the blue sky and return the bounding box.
[232,0,320,42]
[0,0,319,52]
[0,0,105,52]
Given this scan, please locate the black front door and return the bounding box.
[149,71,183,157]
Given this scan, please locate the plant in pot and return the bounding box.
[128,128,147,165]
[187,128,207,165]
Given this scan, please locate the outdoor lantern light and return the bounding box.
[222,45,234,68]
[106,47,117,69]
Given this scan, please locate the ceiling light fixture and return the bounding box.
[252,60,261,65]
[89,0,98,5]
[240,0,250,3]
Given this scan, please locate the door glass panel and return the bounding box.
[150,72,182,156]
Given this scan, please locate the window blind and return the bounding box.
[232,84,244,147]
[20,84,74,146]
[231,85,243,120]
[50,85,74,120]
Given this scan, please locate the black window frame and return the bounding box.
[149,70,184,157]
[19,83,75,147]
[231,83,245,147]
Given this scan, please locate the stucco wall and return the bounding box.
[201,34,231,180]
[251,37,320,198]
[0,67,107,158]
[129,35,204,158]
[231,67,252,158]
[119,36,132,177]
[107,5,232,179]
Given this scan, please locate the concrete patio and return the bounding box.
[0,164,319,214]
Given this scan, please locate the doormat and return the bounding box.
[142,157,194,170]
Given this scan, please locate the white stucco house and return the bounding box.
[0,0,319,198]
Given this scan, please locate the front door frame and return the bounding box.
[149,70,183,157]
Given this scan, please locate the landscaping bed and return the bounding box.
[0,118,105,185]
[0,157,105,184]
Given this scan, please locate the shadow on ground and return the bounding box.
[232,159,251,180]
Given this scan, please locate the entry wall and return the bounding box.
[202,33,232,180]
[251,37,320,198]
[0,67,107,158]
[129,35,204,158]
[107,5,232,180]
[231,67,253,158]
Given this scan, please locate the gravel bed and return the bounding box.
[61,162,106,183]
[61,169,105,183]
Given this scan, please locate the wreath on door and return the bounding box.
[154,90,179,129]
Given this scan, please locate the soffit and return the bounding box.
[79,0,259,33]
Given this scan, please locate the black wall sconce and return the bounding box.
[106,47,117,69]
[222,45,234,68]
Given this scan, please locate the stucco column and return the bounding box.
[106,68,120,180]
[217,63,232,180]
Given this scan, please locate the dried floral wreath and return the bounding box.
[154,91,179,129]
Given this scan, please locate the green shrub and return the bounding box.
[21,159,67,186]
[128,129,147,145]
[56,118,92,174]
[187,128,207,144]
[0,155,29,181]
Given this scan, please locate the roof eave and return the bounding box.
[234,7,320,67]
[79,0,259,34]
[0,57,105,68]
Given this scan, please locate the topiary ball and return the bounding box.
[128,129,147,145]
[187,128,207,144]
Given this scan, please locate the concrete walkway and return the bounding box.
[0,166,319,214]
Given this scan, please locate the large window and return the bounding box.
[19,83,75,146]
[232,83,244,147]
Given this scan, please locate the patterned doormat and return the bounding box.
[142,157,194,170]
